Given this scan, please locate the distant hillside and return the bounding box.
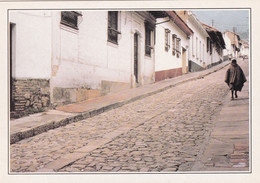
[192,10,249,41]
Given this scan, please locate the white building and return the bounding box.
[201,23,226,67]
[177,11,225,71]
[222,31,241,59]
[9,10,161,117]
[240,40,249,58]
[154,11,193,81]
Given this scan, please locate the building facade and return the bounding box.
[177,11,225,71]
[222,31,241,59]
[239,40,249,58]
[201,23,226,68]
[9,10,160,117]
[154,11,193,82]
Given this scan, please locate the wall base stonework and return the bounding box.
[155,68,182,82]
[206,60,223,69]
[11,79,50,118]
[101,80,130,96]
[53,87,102,106]
[188,60,205,72]
[53,80,130,107]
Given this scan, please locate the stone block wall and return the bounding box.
[11,79,50,118]
[206,60,223,69]
[101,80,130,96]
[53,87,102,106]
[188,60,205,72]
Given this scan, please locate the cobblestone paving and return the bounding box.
[10,65,230,173]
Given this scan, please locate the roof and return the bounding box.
[201,22,226,49]
[187,12,209,37]
[149,11,193,37]
[149,11,169,18]
[224,31,241,47]
[166,11,193,37]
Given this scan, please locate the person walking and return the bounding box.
[225,59,247,100]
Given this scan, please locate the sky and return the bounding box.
[192,9,249,40]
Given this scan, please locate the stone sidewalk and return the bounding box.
[10,61,230,144]
[191,74,250,171]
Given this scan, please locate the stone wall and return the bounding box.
[53,87,101,106]
[188,60,205,72]
[101,80,130,96]
[11,79,50,118]
[206,60,223,69]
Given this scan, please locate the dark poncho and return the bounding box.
[225,63,247,91]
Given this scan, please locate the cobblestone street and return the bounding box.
[10,60,249,173]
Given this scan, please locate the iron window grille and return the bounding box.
[172,34,177,56]
[145,23,154,56]
[165,29,171,51]
[176,38,181,58]
[108,11,121,44]
[61,11,82,30]
[207,37,213,55]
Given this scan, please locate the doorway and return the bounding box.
[10,23,15,111]
[182,47,187,74]
[134,33,139,83]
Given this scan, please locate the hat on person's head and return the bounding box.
[232,59,237,64]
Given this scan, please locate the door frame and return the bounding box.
[134,32,139,84]
[182,47,187,74]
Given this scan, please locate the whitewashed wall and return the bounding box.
[50,11,155,91]
[154,17,189,72]
[9,11,52,79]
[223,33,232,57]
[187,18,208,68]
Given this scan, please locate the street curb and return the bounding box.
[10,62,229,144]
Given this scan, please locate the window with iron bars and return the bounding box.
[61,11,82,30]
[176,37,181,58]
[145,23,154,56]
[165,29,171,51]
[172,34,177,56]
[108,11,121,44]
[207,37,213,55]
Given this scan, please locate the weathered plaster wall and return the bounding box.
[9,11,52,79]
[9,11,52,117]
[50,11,155,105]
[187,18,208,69]
[154,17,189,78]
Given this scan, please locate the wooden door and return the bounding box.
[134,33,139,83]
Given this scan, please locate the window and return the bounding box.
[108,11,121,44]
[200,40,201,61]
[176,38,181,58]
[172,34,177,56]
[207,37,212,55]
[192,35,194,56]
[61,11,82,30]
[210,40,213,55]
[145,23,153,56]
[196,37,198,59]
[165,29,171,51]
[207,37,210,52]
[203,44,205,61]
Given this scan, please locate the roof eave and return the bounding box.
[166,11,193,37]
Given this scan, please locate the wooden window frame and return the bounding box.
[176,37,181,58]
[145,23,153,56]
[165,29,171,51]
[172,34,177,56]
[61,11,82,30]
[108,11,121,44]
